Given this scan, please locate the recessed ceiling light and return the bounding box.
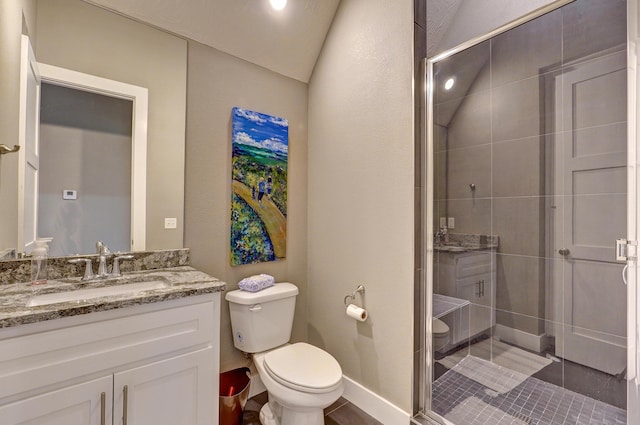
[270,0,287,10]
[444,78,455,91]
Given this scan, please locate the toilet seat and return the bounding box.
[433,318,449,336]
[263,343,342,394]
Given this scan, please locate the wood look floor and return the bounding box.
[242,392,384,425]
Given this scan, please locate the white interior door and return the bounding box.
[554,50,628,376]
[17,35,40,253]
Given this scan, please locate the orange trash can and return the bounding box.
[219,367,251,425]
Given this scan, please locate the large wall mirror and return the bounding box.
[0,0,187,259]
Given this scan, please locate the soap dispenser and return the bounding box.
[31,239,51,285]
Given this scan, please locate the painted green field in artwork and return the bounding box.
[232,144,287,217]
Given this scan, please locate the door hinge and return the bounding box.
[616,238,638,261]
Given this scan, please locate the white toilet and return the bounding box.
[226,282,344,425]
[432,318,450,352]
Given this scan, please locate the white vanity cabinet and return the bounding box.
[112,348,214,425]
[0,294,220,425]
[436,250,496,348]
[0,375,113,425]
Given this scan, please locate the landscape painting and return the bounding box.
[230,107,288,266]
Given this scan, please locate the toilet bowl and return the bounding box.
[432,317,450,352]
[226,283,344,425]
[254,343,343,425]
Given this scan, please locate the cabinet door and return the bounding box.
[457,273,494,340]
[113,348,215,425]
[0,376,112,425]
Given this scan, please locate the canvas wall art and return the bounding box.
[230,107,288,266]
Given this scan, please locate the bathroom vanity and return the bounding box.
[434,235,497,350]
[0,257,225,425]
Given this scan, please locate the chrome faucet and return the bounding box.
[434,227,448,245]
[96,240,112,278]
[69,241,134,281]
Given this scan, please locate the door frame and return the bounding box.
[626,0,640,422]
[37,63,148,252]
[17,35,40,254]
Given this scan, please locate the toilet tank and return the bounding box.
[225,282,299,353]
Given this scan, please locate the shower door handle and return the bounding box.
[558,248,570,256]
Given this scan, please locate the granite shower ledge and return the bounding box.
[0,266,226,329]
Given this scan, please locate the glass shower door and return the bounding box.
[422,0,639,424]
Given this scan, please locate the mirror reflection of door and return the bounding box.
[549,48,627,376]
[38,82,133,257]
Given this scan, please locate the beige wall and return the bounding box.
[0,0,36,253]
[307,0,415,412]
[184,41,308,372]
[35,0,186,251]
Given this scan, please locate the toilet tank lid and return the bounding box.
[225,282,298,305]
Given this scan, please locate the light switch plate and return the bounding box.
[447,217,455,229]
[164,217,177,229]
[62,189,77,200]
[440,217,447,228]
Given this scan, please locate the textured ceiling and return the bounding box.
[426,0,463,58]
[84,0,341,83]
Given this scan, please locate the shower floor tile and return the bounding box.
[432,356,626,425]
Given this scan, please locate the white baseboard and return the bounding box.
[249,373,410,424]
[494,323,547,353]
[342,376,411,425]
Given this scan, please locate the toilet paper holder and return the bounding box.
[343,285,365,305]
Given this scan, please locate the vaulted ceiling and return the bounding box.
[85,0,341,83]
[84,1,471,84]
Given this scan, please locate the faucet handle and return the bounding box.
[112,254,134,277]
[96,240,111,256]
[69,258,94,280]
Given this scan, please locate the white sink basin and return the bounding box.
[27,280,169,307]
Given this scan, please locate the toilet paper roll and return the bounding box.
[346,304,368,322]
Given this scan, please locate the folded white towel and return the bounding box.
[238,274,275,292]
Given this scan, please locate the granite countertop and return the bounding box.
[0,266,226,329]
[434,233,499,253]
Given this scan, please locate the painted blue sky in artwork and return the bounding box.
[232,107,288,154]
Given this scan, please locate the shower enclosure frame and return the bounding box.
[414,0,640,424]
